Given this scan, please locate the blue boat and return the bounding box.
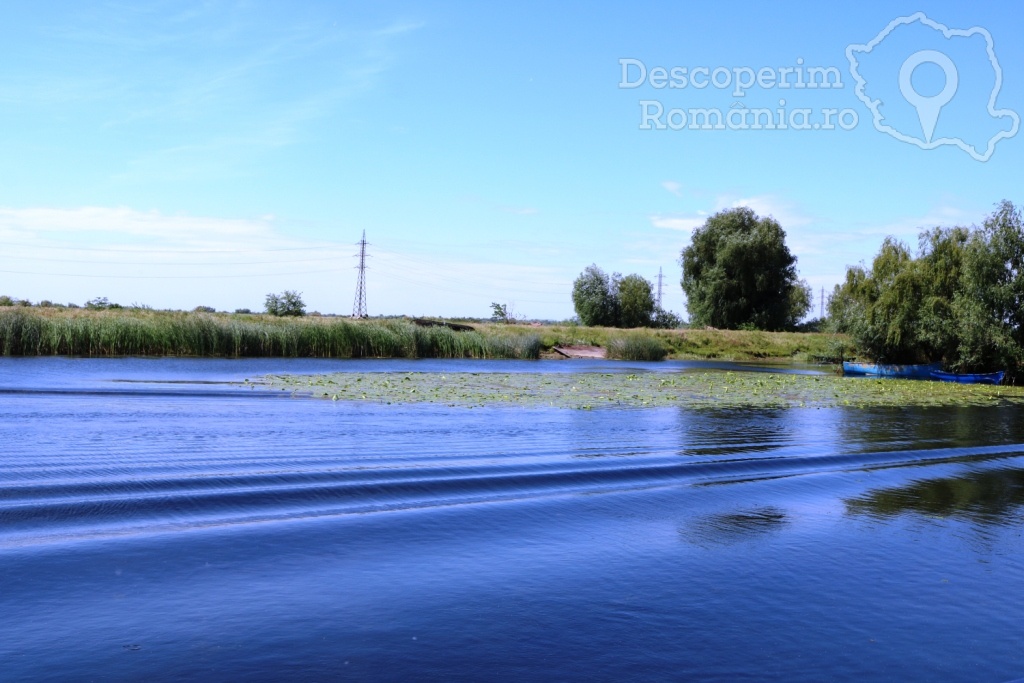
[931,370,1005,385]
[842,361,942,379]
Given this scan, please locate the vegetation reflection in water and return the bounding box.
[846,467,1024,523]
[260,370,1024,410]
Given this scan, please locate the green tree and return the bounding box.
[788,280,813,328]
[829,237,935,362]
[490,302,517,323]
[953,201,1024,372]
[85,296,121,311]
[916,226,970,362]
[265,290,306,317]
[572,265,619,326]
[680,207,809,330]
[617,274,656,328]
[867,238,924,361]
[828,200,1024,373]
[651,307,683,329]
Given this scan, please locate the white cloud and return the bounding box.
[710,194,825,257]
[0,206,282,246]
[717,194,814,228]
[661,181,684,197]
[649,195,815,235]
[649,213,706,231]
[847,205,973,243]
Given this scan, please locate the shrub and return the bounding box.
[652,307,683,329]
[265,291,306,317]
[85,297,120,310]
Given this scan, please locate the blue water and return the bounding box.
[2,358,1023,681]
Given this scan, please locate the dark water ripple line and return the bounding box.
[0,387,283,399]
[3,443,1023,548]
[0,454,686,501]
[0,445,684,480]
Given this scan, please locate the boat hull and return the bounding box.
[931,370,1005,385]
[842,362,942,379]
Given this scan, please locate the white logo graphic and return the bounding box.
[847,13,1019,161]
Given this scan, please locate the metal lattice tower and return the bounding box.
[656,267,664,308]
[352,231,368,318]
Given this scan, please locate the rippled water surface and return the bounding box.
[2,358,1024,682]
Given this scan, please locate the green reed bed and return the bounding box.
[605,334,668,361]
[0,309,541,359]
[261,370,1024,410]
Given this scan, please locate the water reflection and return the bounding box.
[680,506,789,546]
[672,408,803,457]
[845,466,1024,524]
[836,406,1024,454]
[676,405,1024,464]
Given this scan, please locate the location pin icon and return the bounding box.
[899,50,958,143]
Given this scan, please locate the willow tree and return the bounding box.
[571,265,619,326]
[828,200,1024,373]
[617,274,656,328]
[680,207,810,330]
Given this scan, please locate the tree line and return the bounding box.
[570,197,1024,382]
[572,206,811,330]
[829,200,1024,375]
[571,266,681,328]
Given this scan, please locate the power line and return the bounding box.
[1,253,344,266]
[373,264,572,295]
[372,252,573,288]
[376,271,567,304]
[0,239,346,254]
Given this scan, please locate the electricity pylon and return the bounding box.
[352,231,368,318]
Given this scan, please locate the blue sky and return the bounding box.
[1,1,1022,319]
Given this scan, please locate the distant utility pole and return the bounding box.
[656,267,664,308]
[352,230,368,318]
[820,287,824,319]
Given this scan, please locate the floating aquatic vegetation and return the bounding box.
[259,370,1024,410]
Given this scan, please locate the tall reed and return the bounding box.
[0,309,541,360]
[605,334,668,361]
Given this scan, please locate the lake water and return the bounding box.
[2,358,1024,682]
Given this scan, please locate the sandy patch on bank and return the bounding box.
[551,345,606,359]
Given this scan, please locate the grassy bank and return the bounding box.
[262,370,1024,410]
[0,308,541,359]
[493,322,842,361]
[0,308,842,361]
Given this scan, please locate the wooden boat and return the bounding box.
[842,361,942,379]
[930,370,1005,385]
